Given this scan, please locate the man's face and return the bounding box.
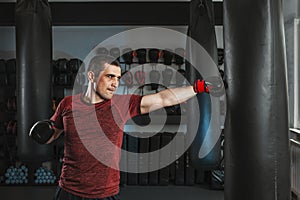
[94,63,121,100]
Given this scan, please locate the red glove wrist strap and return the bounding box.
[193,79,209,93]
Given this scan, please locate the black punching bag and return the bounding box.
[224,0,290,199]
[16,0,53,161]
[187,0,221,169]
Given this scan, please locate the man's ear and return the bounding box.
[87,71,95,82]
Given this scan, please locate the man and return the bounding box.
[29,55,209,200]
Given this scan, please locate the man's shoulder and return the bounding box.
[61,93,82,105]
[112,94,142,100]
[112,94,142,107]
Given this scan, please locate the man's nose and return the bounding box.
[112,78,119,87]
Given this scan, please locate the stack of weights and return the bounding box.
[34,166,56,184]
[4,165,28,184]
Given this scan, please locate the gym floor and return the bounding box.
[0,185,224,200]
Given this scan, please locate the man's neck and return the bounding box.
[82,85,105,104]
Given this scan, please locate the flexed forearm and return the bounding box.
[157,86,196,107]
[140,79,209,114]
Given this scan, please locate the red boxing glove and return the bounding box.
[193,79,209,93]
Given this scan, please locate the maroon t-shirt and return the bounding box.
[51,93,142,198]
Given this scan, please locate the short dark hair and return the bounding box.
[88,55,120,77]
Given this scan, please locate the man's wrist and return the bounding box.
[193,79,209,93]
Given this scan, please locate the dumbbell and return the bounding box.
[67,58,83,73]
[4,165,28,185]
[110,47,121,61]
[55,58,68,73]
[34,166,56,184]
[96,47,108,55]
[55,74,72,86]
[29,120,55,144]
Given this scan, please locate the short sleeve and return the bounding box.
[128,94,143,118]
[112,94,142,121]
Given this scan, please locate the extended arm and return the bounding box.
[140,86,196,114]
[140,78,209,114]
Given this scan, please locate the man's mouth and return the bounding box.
[107,88,116,93]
